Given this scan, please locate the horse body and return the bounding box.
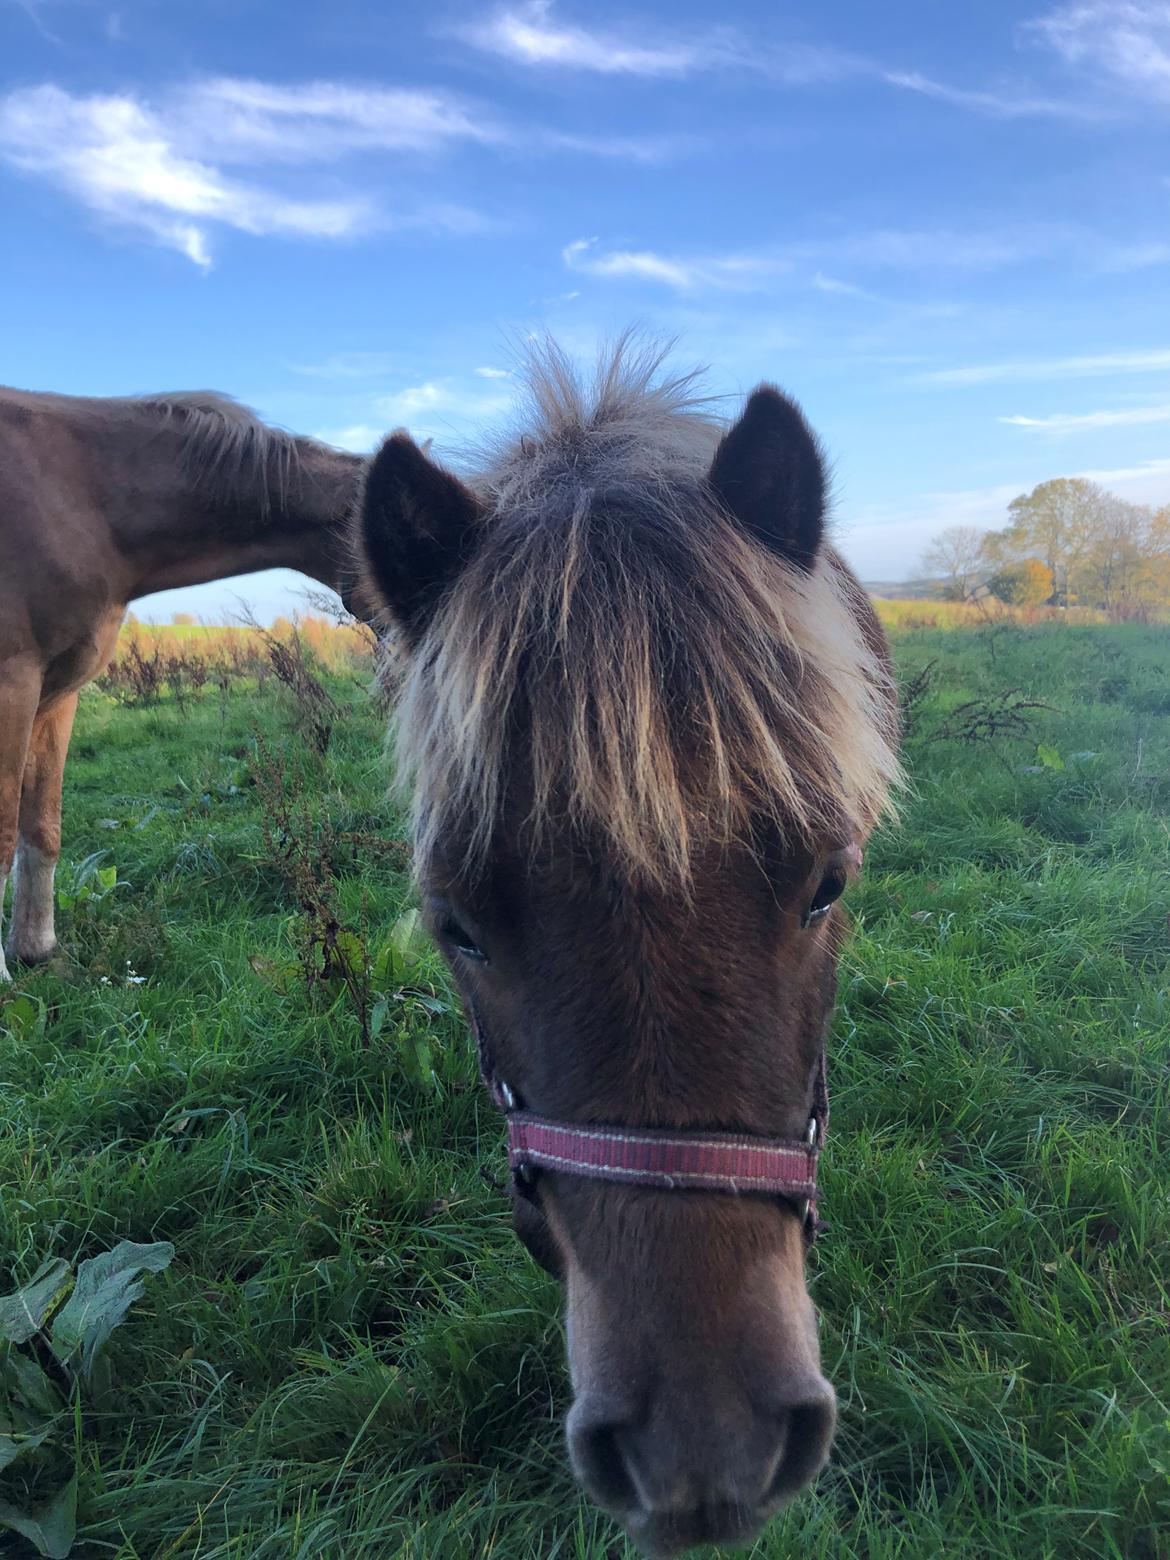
[0,387,364,980]
[358,338,901,1555]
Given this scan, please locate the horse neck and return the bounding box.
[101,427,364,603]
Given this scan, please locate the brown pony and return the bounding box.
[0,389,365,981]
[358,338,901,1556]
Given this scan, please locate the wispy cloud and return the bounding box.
[920,348,1170,385]
[0,81,501,266]
[1025,1,1170,103]
[562,225,1056,296]
[1075,455,1170,490]
[811,271,880,300]
[0,86,378,267]
[543,129,694,163]
[457,0,701,76]
[453,1,858,83]
[376,379,514,433]
[315,377,518,451]
[881,67,1105,119]
[1000,402,1170,429]
[456,0,1113,121]
[291,352,399,379]
[0,73,685,268]
[562,236,787,292]
[179,76,505,162]
[314,423,385,452]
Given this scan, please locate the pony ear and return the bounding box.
[360,432,482,641]
[707,385,826,571]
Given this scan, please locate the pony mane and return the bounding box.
[394,335,900,885]
[75,391,354,517]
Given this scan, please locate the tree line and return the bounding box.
[921,479,1170,615]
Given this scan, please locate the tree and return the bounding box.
[172,611,196,626]
[988,557,1053,606]
[1080,498,1148,609]
[999,479,1107,606]
[920,525,990,601]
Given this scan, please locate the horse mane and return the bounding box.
[70,390,356,518]
[393,334,901,885]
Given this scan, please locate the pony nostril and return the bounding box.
[765,1392,837,1505]
[569,1417,640,1514]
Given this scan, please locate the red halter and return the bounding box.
[475,1013,829,1242]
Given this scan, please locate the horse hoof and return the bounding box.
[4,941,59,969]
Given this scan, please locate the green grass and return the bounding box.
[2,622,1168,1558]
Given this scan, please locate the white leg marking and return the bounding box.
[6,843,57,965]
[0,870,10,981]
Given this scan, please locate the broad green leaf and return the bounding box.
[0,1343,63,1472]
[0,1475,78,1558]
[50,1241,174,1377]
[0,995,45,1042]
[96,866,118,892]
[1036,743,1064,770]
[0,1259,72,1345]
[1,1348,65,1423]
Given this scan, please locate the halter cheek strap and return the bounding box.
[474,1010,829,1243]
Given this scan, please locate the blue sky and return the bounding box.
[2,0,1168,619]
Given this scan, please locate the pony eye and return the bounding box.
[803,868,847,927]
[441,917,487,962]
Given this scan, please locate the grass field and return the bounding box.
[1,622,1168,1558]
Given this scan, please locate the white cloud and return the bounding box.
[812,270,879,299]
[920,348,1170,385]
[0,85,375,268]
[475,365,511,378]
[0,72,700,266]
[1000,403,1170,429]
[1074,455,1170,494]
[460,0,700,75]
[314,423,384,452]
[9,0,60,42]
[454,1,858,83]
[563,236,798,292]
[1026,1,1170,102]
[881,67,1104,119]
[315,379,517,452]
[291,352,399,379]
[562,225,1054,297]
[543,129,693,163]
[175,77,506,163]
[0,82,505,266]
[376,379,514,434]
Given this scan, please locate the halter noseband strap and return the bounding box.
[474,1011,829,1242]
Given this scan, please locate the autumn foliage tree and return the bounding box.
[920,480,1170,615]
[986,557,1054,606]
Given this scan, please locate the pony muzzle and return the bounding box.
[567,1372,836,1556]
[560,1204,835,1555]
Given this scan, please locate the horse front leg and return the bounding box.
[7,690,79,969]
[0,661,41,981]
